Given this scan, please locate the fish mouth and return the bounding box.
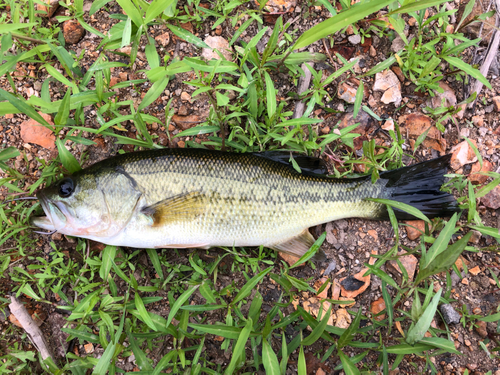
[31,193,66,231]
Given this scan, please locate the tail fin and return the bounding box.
[380,155,460,220]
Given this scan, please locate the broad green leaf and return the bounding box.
[414,231,471,285]
[469,225,500,238]
[360,56,397,78]
[189,324,247,339]
[62,327,99,343]
[479,312,500,322]
[0,23,37,33]
[175,125,219,137]
[367,198,431,223]
[456,0,476,30]
[298,345,306,375]
[419,337,460,354]
[261,17,282,64]
[232,266,272,305]
[54,88,71,126]
[291,232,326,268]
[338,309,362,349]
[167,25,210,49]
[264,71,276,120]
[92,343,116,375]
[442,56,491,89]
[419,56,441,80]
[146,249,164,280]
[116,0,143,27]
[384,342,434,354]
[166,285,199,327]
[145,0,175,23]
[353,80,364,119]
[152,350,177,375]
[338,350,360,375]
[406,289,442,345]
[20,283,41,300]
[121,17,132,47]
[388,0,450,15]
[262,338,280,375]
[421,213,458,269]
[0,147,20,161]
[99,245,116,280]
[381,281,393,332]
[302,304,332,346]
[0,89,51,127]
[294,0,393,50]
[145,42,160,69]
[56,138,81,173]
[44,64,77,90]
[135,292,157,331]
[224,318,253,375]
[127,327,153,370]
[89,0,112,15]
[199,280,217,304]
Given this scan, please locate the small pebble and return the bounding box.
[440,304,461,325]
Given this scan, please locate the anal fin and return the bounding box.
[270,229,326,263]
[141,192,206,227]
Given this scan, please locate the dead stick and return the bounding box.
[468,0,500,107]
[292,62,315,119]
[9,296,55,362]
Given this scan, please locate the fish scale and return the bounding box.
[33,149,459,259]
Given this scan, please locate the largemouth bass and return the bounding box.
[32,149,459,259]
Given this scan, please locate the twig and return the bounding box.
[292,62,314,119]
[468,0,500,108]
[9,296,55,362]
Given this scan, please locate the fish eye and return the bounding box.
[58,178,74,198]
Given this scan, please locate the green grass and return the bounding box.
[1,0,500,373]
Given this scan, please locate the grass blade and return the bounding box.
[232,266,272,305]
[146,249,164,280]
[262,338,280,375]
[99,245,117,280]
[56,138,81,173]
[145,0,175,24]
[116,0,143,27]
[414,231,472,285]
[442,56,492,89]
[367,198,431,223]
[92,343,116,375]
[338,309,361,349]
[353,80,364,119]
[302,304,332,346]
[421,213,458,269]
[166,284,199,327]
[298,345,306,375]
[406,288,442,345]
[224,318,253,375]
[0,89,51,127]
[293,0,393,50]
[338,350,361,375]
[135,292,158,331]
[167,25,210,49]
[264,71,276,120]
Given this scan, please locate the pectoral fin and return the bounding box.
[141,192,206,227]
[270,229,326,262]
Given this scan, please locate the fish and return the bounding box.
[32,149,459,260]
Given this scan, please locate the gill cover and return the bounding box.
[34,167,142,238]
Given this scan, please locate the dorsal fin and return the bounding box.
[141,192,206,227]
[252,151,329,176]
